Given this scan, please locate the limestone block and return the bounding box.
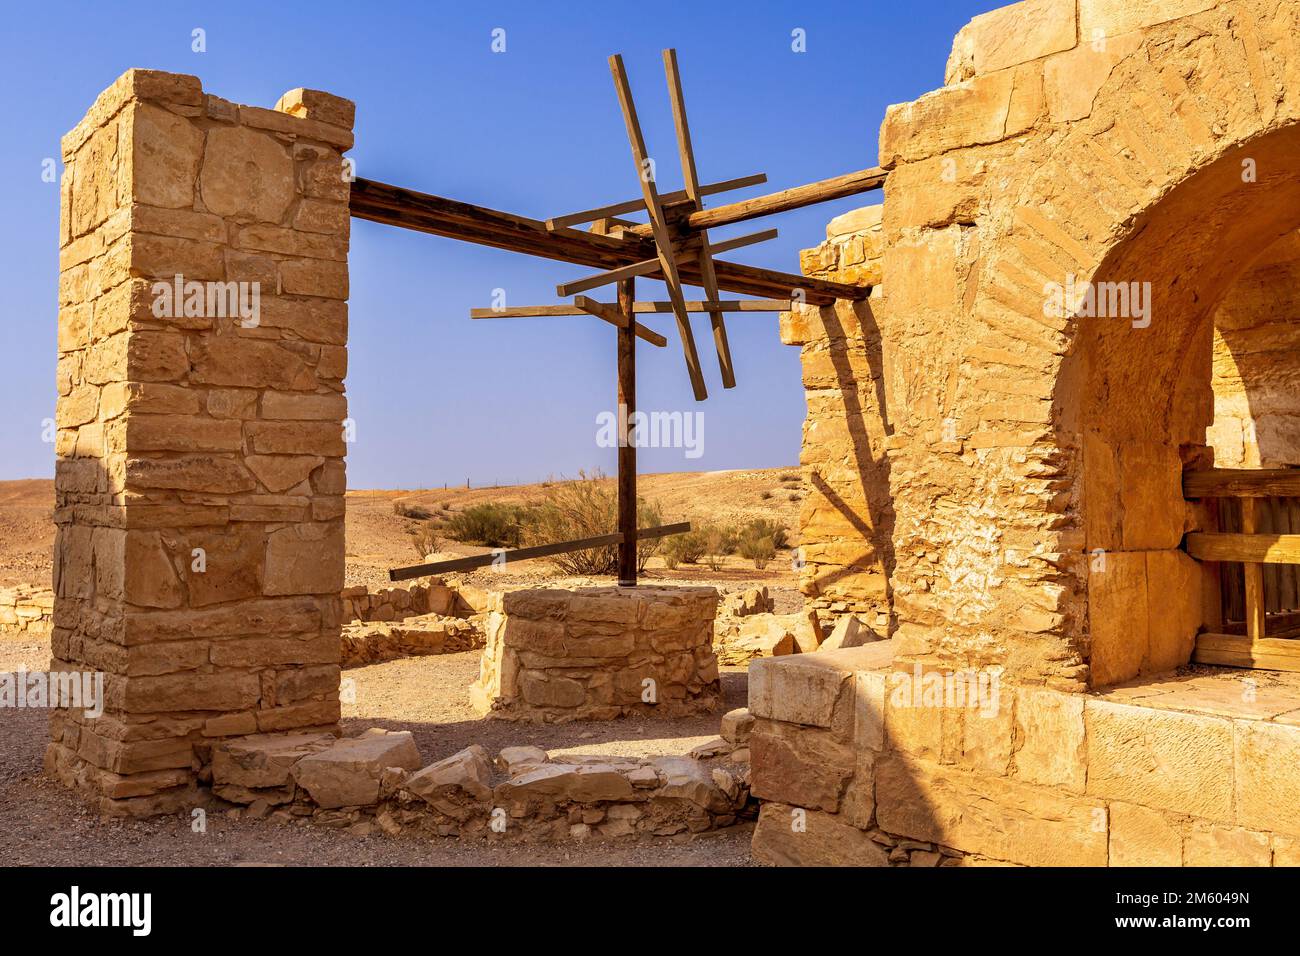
[749,721,855,812]
[1085,700,1234,821]
[405,745,493,805]
[751,802,890,866]
[748,646,879,731]
[211,732,333,791]
[264,522,345,595]
[1011,687,1086,792]
[720,708,755,746]
[1234,719,1300,837]
[1043,31,1143,122]
[1142,550,1200,673]
[1077,0,1216,39]
[126,102,203,209]
[1108,802,1182,866]
[291,730,422,808]
[200,125,295,222]
[1183,822,1271,867]
[947,0,1077,82]
[1087,550,1147,687]
[875,753,1108,866]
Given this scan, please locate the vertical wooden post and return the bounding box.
[617,276,637,586]
[1242,497,1266,643]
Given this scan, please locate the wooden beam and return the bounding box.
[1185,531,1300,565]
[471,299,790,319]
[609,53,707,401]
[349,178,865,304]
[1193,633,1300,672]
[388,521,691,581]
[664,47,736,389]
[546,173,767,231]
[555,229,776,297]
[573,296,669,347]
[618,276,637,587]
[1184,468,1300,498]
[1241,498,1267,643]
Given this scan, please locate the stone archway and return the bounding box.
[792,0,1300,691]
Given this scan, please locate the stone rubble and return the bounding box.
[341,612,484,667]
[0,586,54,636]
[211,728,752,841]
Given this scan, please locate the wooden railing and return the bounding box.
[1184,468,1300,672]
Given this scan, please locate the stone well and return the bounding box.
[470,586,721,722]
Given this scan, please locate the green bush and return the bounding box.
[738,533,776,569]
[663,528,708,565]
[444,503,529,548]
[522,471,664,575]
[409,522,441,558]
[741,518,788,550]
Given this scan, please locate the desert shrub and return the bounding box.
[702,526,729,571]
[444,502,529,548]
[759,490,772,500]
[393,499,434,521]
[741,518,788,550]
[663,528,708,565]
[738,534,776,569]
[409,522,441,558]
[778,472,800,483]
[521,471,665,575]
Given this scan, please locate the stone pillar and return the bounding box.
[47,69,355,815]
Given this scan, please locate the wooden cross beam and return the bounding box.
[545,173,767,232]
[349,178,863,304]
[470,299,791,318]
[555,228,776,297]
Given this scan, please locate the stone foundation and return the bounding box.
[211,730,750,840]
[0,586,55,636]
[47,69,355,815]
[748,645,1300,866]
[341,614,484,667]
[341,582,472,624]
[470,586,720,722]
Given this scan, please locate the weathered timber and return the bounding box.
[1193,633,1300,672]
[617,276,637,587]
[471,299,790,319]
[1184,468,1300,498]
[555,229,775,297]
[349,178,860,304]
[546,173,767,231]
[1186,531,1300,565]
[573,296,668,347]
[388,522,692,581]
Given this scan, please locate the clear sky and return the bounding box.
[0,0,997,488]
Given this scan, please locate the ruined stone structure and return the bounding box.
[48,70,355,814]
[0,586,55,636]
[46,0,1300,864]
[471,586,720,721]
[756,0,1300,866]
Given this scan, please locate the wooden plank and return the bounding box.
[1183,468,1300,498]
[609,53,707,401]
[663,47,736,389]
[351,177,864,304]
[545,173,767,231]
[617,276,637,587]
[388,522,692,581]
[471,298,788,318]
[624,166,889,237]
[1193,632,1300,672]
[573,296,668,347]
[1186,531,1300,564]
[555,229,776,297]
[1241,498,1266,643]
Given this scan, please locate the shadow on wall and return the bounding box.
[805,296,897,634]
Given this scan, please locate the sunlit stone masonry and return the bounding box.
[47,69,355,815]
[471,586,721,722]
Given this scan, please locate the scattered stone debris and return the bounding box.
[341,613,484,667]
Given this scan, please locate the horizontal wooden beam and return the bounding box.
[471,299,790,318]
[545,173,767,231]
[573,296,668,347]
[623,167,888,238]
[1193,632,1300,672]
[1186,532,1300,564]
[1184,468,1300,498]
[469,301,666,346]
[555,229,777,297]
[388,521,692,581]
[349,177,866,304]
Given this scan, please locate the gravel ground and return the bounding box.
[0,636,758,867]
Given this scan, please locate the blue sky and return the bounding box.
[0,0,997,488]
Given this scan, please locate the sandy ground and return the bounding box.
[0,470,788,866]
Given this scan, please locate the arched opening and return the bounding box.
[1069,124,1300,687]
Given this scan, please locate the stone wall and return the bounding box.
[471,586,720,722]
[0,586,55,636]
[748,645,1300,866]
[47,69,355,815]
[785,0,1300,691]
[341,582,470,623]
